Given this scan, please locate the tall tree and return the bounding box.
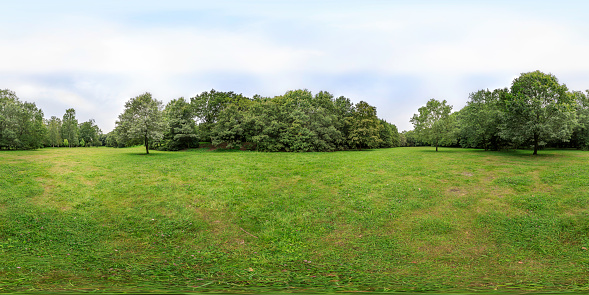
[115,92,164,154]
[570,90,589,149]
[0,89,46,150]
[410,98,454,151]
[347,101,382,150]
[190,89,245,142]
[61,108,79,147]
[333,96,355,149]
[0,90,21,149]
[500,71,577,155]
[457,89,504,150]
[162,97,199,150]
[47,116,62,147]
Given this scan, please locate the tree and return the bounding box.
[0,89,46,150]
[500,71,577,155]
[61,108,79,147]
[378,121,400,148]
[47,116,62,147]
[190,89,245,142]
[161,97,199,150]
[347,101,382,150]
[79,119,102,146]
[410,98,454,151]
[333,96,355,149]
[115,92,165,154]
[457,89,504,150]
[570,90,589,149]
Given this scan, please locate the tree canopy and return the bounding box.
[0,89,45,150]
[410,98,455,151]
[114,92,165,154]
[500,71,577,155]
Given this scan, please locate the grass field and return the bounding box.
[1,146,589,293]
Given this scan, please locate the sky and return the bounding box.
[2,0,589,132]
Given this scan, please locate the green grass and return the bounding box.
[1,146,589,293]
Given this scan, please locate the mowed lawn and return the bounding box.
[1,146,589,292]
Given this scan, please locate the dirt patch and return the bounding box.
[462,172,474,177]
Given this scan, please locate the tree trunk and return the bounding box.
[436,143,438,152]
[145,135,149,154]
[533,133,539,155]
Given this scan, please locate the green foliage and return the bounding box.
[190,89,246,142]
[277,89,343,152]
[500,71,577,155]
[79,119,102,147]
[457,89,504,150]
[378,120,400,148]
[114,92,165,154]
[347,101,382,149]
[46,116,62,147]
[61,108,79,147]
[410,98,455,151]
[570,90,589,150]
[0,89,46,150]
[160,97,199,150]
[204,90,384,152]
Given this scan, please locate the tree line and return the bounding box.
[0,88,400,152]
[109,89,400,153]
[0,89,103,150]
[2,71,587,154]
[408,71,589,154]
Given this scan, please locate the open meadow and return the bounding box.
[1,146,589,293]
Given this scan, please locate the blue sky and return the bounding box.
[2,0,588,132]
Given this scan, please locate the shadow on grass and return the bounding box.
[126,152,165,156]
[413,147,567,158]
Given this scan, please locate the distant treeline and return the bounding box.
[405,71,589,153]
[0,89,104,150]
[109,89,400,152]
[0,89,400,151]
[3,71,588,152]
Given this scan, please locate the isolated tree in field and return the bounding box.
[500,71,577,155]
[115,92,165,154]
[410,98,454,151]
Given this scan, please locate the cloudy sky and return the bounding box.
[2,0,588,132]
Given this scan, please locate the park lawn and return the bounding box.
[1,146,589,293]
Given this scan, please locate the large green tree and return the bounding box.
[162,97,199,150]
[46,116,62,147]
[500,71,577,155]
[570,90,589,149]
[115,92,165,154]
[457,89,504,150]
[61,108,79,147]
[410,98,454,151]
[0,89,46,150]
[79,119,102,147]
[347,101,382,150]
[190,89,246,142]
